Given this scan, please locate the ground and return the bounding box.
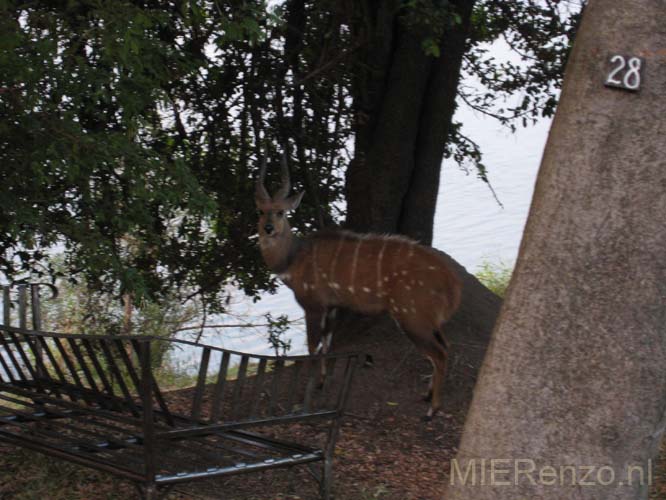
[0,316,664,499]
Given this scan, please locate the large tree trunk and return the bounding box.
[345,0,475,245]
[447,1,666,499]
[343,0,496,330]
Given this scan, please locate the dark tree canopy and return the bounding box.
[0,0,582,310]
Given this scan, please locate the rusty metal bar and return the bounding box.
[319,357,338,409]
[230,355,249,421]
[99,339,140,417]
[0,427,146,483]
[302,358,318,414]
[130,340,174,426]
[249,358,267,419]
[139,341,156,483]
[0,331,23,382]
[267,358,285,416]
[113,339,141,391]
[81,338,116,399]
[52,337,85,389]
[209,351,230,423]
[285,360,302,413]
[0,344,15,383]
[190,347,211,422]
[36,336,68,385]
[6,331,41,388]
[21,334,51,379]
[67,338,101,394]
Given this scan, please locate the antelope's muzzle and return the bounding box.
[264,223,275,235]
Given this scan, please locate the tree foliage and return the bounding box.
[0,0,582,310]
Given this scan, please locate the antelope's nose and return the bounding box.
[264,223,274,234]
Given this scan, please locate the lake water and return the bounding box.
[170,106,553,370]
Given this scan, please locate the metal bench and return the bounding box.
[0,284,358,499]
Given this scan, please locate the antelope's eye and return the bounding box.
[277,210,284,217]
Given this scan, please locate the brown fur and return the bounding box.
[255,161,462,419]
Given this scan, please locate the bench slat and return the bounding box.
[249,358,267,419]
[99,339,140,418]
[190,347,211,422]
[209,351,230,423]
[230,355,249,421]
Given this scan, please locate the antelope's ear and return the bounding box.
[286,191,304,211]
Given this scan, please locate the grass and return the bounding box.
[475,259,514,298]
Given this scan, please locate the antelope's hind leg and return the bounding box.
[403,328,449,421]
[304,307,326,355]
[424,330,450,421]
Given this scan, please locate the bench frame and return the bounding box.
[0,284,358,499]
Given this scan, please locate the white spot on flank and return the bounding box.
[383,277,389,282]
[428,266,436,270]
[411,307,417,313]
[322,272,328,279]
[362,287,371,293]
[330,283,340,289]
[347,287,355,293]
[418,280,424,286]
[402,308,409,313]
[401,270,407,275]
[405,285,411,290]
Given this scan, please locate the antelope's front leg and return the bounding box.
[304,307,336,388]
[304,307,326,355]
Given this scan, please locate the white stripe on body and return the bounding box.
[376,239,387,293]
[349,239,362,294]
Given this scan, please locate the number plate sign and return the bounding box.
[605,55,644,91]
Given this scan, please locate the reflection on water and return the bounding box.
[174,111,552,368]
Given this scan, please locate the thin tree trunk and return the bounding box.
[447,1,666,498]
[122,293,133,335]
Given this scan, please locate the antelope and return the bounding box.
[255,155,462,419]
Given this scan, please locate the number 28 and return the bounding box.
[605,55,642,90]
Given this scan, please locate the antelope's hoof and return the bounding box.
[422,407,439,422]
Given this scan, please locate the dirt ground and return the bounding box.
[0,316,664,499]
[165,316,476,500]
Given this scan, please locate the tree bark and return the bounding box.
[345,0,475,245]
[397,0,475,244]
[447,1,666,498]
[343,1,497,335]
